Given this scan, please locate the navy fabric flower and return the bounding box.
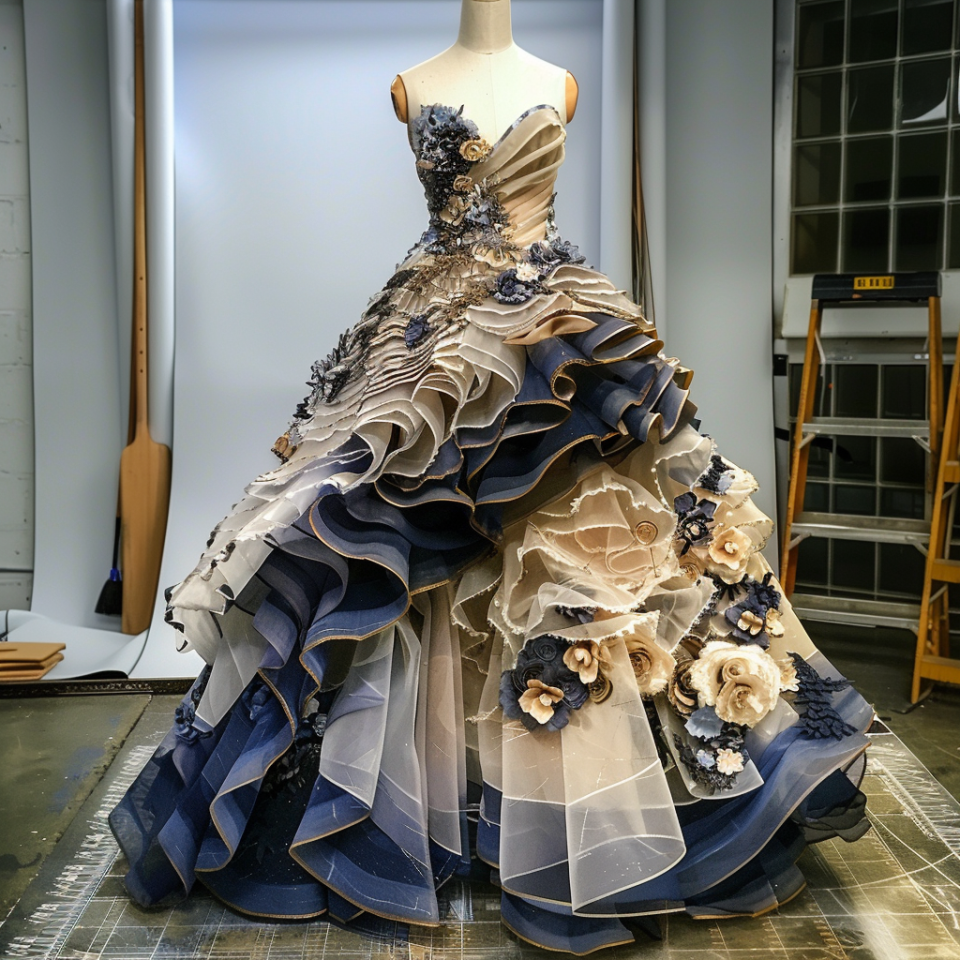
[262,707,327,796]
[528,238,586,271]
[173,701,200,744]
[493,268,539,305]
[463,197,500,229]
[673,720,749,793]
[698,454,734,495]
[173,665,212,745]
[404,314,430,349]
[724,572,784,648]
[500,635,589,732]
[241,681,272,722]
[674,492,717,555]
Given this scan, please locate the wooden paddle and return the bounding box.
[120,0,171,635]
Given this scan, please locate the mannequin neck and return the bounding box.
[456,0,514,54]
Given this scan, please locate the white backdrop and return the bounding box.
[131,0,608,676]
[23,0,122,633]
[664,0,776,527]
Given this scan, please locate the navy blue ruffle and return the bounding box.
[108,322,870,953]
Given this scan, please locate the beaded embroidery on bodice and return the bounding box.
[411,103,568,254]
[272,103,599,438]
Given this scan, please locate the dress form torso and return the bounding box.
[391,0,577,143]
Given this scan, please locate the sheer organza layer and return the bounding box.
[110,372,870,953]
[110,103,874,956]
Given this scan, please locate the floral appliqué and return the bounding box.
[788,653,857,740]
[697,454,735,496]
[404,314,431,349]
[673,711,749,794]
[261,699,328,795]
[174,664,213,745]
[674,492,717,555]
[724,572,785,649]
[500,635,590,732]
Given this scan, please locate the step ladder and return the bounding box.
[913,319,960,702]
[781,272,943,633]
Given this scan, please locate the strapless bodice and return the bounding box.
[411,103,566,252]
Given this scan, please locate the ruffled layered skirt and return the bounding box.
[110,253,873,955]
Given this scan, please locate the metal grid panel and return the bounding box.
[792,0,960,274]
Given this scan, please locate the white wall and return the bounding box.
[0,0,33,612]
[23,0,124,631]
[664,0,776,524]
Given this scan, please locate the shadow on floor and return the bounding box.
[807,619,960,802]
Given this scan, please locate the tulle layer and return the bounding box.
[111,318,872,953]
[110,627,870,951]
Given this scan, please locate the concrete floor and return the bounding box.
[0,693,151,919]
[0,622,959,956]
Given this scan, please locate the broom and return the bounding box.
[95,515,124,615]
[96,288,139,616]
[96,2,150,618]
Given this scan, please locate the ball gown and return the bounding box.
[109,102,874,955]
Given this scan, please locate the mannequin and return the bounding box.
[391,0,578,142]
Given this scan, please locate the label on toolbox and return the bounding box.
[853,275,895,290]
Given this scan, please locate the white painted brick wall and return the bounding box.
[0,0,33,610]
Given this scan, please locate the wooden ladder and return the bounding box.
[913,318,960,702]
[781,272,943,632]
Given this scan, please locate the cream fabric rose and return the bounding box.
[668,660,699,717]
[519,679,565,725]
[515,261,540,282]
[688,640,783,727]
[714,674,776,727]
[563,639,605,684]
[459,138,492,161]
[624,632,676,696]
[716,748,745,775]
[779,657,799,692]
[708,527,752,570]
[452,174,473,192]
